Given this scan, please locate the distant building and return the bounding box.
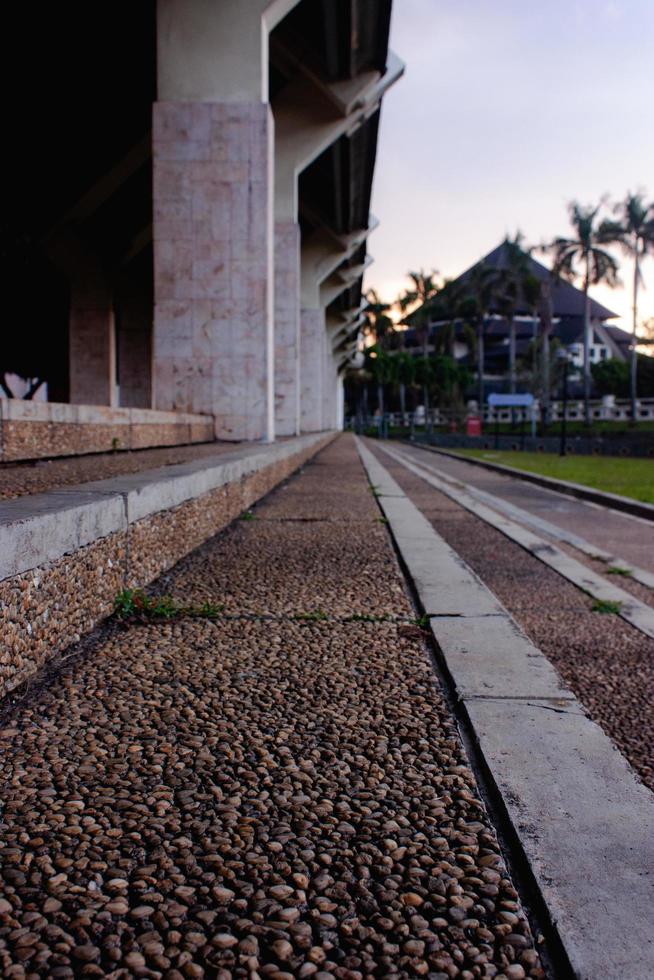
[403,240,631,397]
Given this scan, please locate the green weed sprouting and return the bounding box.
[113,589,224,622]
[292,610,329,622]
[591,598,622,615]
[606,566,633,577]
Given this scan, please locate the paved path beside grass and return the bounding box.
[453,449,654,505]
[406,446,654,574]
[0,436,544,979]
[372,441,654,792]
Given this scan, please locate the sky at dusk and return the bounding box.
[367,0,654,333]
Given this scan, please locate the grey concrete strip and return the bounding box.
[380,442,654,641]
[356,437,654,980]
[56,435,328,522]
[404,444,654,590]
[358,450,506,615]
[464,696,654,980]
[432,615,572,700]
[0,433,332,580]
[420,442,654,522]
[0,491,127,581]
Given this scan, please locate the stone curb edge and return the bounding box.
[0,433,332,582]
[355,436,654,980]
[411,441,654,523]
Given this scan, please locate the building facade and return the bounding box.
[1,1,402,446]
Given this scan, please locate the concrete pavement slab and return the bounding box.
[465,695,654,980]
[430,614,572,700]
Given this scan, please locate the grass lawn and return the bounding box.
[453,449,654,504]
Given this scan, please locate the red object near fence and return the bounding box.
[466,416,482,437]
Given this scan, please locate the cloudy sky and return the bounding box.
[368,0,654,332]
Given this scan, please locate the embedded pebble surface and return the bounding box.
[0,437,544,978]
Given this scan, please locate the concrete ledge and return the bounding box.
[414,441,654,522]
[356,436,654,980]
[0,432,335,699]
[0,398,215,461]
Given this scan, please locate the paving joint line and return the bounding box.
[354,438,568,979]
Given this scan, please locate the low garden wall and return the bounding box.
[412,431,654,457]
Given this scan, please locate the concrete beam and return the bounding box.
[157,0,301,103]
[271,41,404,117]
[274,52,403,220]
[319,257,370,308]
[300,220,376,307]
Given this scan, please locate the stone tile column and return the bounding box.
[118,326,152,408]
[274,222,300,436]
[300,308,324,432]
[69,282,117,406]
[116,276,153,408]
[152,101,274,442]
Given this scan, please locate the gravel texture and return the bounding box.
[373,445,654,792]
[0,443,241,501]
[0,435,543,978]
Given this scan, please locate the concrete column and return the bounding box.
[69,282,117,407]
[322,342,339,431]
[274,222,300,435]
[152,0,298,441]
[152,101,274,441]
[300,308,324,432]
[337,375,345,430]
[116,273,153,408]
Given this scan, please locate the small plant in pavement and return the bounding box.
[591,598,622,614]
[114,589,224,622]
[606,565,633,577]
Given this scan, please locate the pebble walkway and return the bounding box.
[0,436,543,978]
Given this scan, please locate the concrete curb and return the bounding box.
[355,436,654,980]
[380,442,654,641]
[412,441,654,522]
[0,434,330,581]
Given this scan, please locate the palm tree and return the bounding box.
[464,261,501,412]
[498,233,532,394]
[426,278,472,358]
[367,344,394,417]
[394,350,416,417]
[364,288,395,349]
[600,192,654,424]
[546,201,619,426]
[399,269,440,422]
